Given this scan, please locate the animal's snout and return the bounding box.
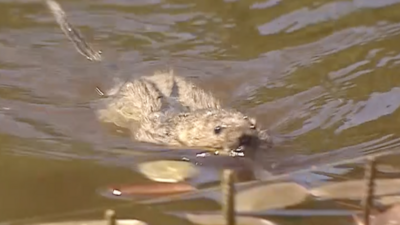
[238,134,253,147]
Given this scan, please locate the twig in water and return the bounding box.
[96,86,108,97]
[104,209,117,225]
[362,157,377,225]
[5,148,400,225]
[45,0,108,97]
[45,0,102,61]
[222,169,236,225]
[140,148,400,205]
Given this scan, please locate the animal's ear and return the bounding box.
[245,117,257,129]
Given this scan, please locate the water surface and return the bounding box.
[2,0,400,224]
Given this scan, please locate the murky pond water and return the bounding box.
[2,0,400,224]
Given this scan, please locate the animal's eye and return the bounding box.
[214,126,222,134]
[178,113,189,118]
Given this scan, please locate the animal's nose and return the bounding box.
[239,134,252,146]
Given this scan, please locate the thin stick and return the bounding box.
[222,170,236,225]
[104,209,117,225]
[4,148,400,225]
[362,157,377,225]
[45,0,108,96]
[45,0,102,62]
[141,147,400,205]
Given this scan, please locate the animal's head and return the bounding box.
[175,109,271,156]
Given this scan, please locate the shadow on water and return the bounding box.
[2,0,400,224]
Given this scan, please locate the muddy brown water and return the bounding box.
[2,0,400,224]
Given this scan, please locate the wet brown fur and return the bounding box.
[44,0,271,153]
[96,70,272,152]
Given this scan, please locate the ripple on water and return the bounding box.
[2,0,400,223]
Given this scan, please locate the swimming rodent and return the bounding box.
[96,71,272,154]
[95,70,221,126]
[45,0,273,155]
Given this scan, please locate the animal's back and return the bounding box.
[95,70,221,128]
[142,70,222,111]
[45,0,273,154]
[95,77,163,128]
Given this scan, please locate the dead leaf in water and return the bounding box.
[108,182,196,196]
[235,182,309,212]
[353,204,400,225]
[184,214,276,225]
[31,219,147,225]
[310,179,400,200]
[99,182,197,200]
[137,160,199,183]
[377,195,400,206]
[376,164,400,174]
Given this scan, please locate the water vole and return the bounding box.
[96,71,272,154]
[45,0,272,155]
[96,70,221,127]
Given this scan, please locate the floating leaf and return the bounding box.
[376,164,400,174]
[353,204,400,225]
[137,160,199,183]
[109,183,196,196]
[31,219,147,225]
[184,214,276,225]
[310,179,400,200]
[377,195,400,206]
[235,182,309,212]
